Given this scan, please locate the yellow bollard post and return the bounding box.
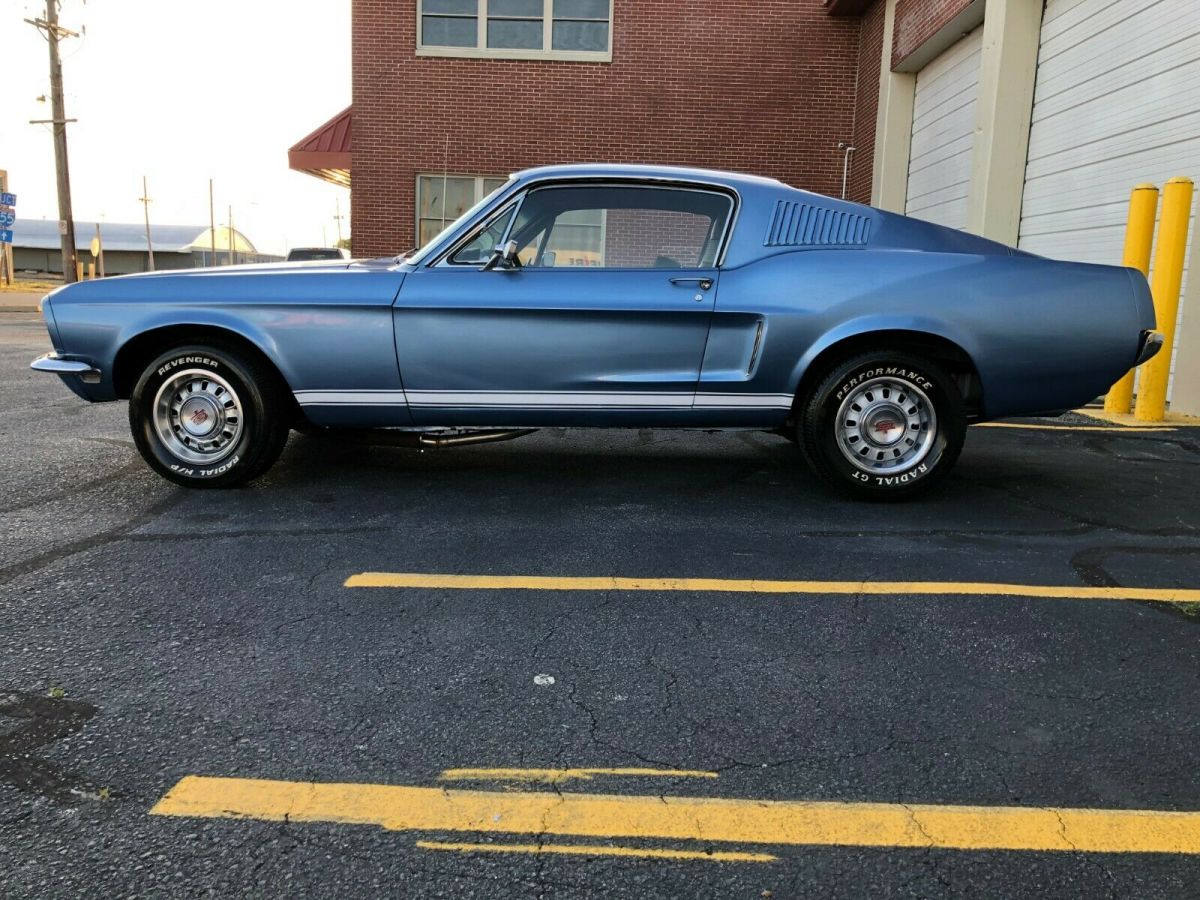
[1135,176,1195,421]
[75,260,84,282]
[1104,184,1159,414]
[87,262,95,280]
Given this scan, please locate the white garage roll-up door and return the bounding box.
[1019,0,1200,397]
[905,27,984,230]
[1020,0,1200,261]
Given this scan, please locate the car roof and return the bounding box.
[510,163,787,192]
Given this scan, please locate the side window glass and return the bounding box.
[542,209,605,267]
[449,203,517,264]
[511,185,731,269]
[517,227,547,266]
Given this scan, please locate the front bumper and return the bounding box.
[30,352,102,383]
[1136,330,1164,366]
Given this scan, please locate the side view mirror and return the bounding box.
[482,240,521,272]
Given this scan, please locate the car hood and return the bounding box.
[117,259,357,278]
[43,256,404,305]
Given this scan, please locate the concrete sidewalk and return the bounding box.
[0,291,44,311]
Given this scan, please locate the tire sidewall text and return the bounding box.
[807,354,964,497]
[131,349,258,482]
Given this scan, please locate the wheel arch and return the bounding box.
[112,323,295,404]
[790,324,984,421]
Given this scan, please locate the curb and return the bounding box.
[0,292,44,313]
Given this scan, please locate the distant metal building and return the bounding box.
[11,220,282,275]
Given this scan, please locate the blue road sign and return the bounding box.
[0,193,15,207]
[0,210,14,228]
[0,230,13,244]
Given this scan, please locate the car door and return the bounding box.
[392,183,735,426]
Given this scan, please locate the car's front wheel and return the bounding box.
[129,343,289,488]
[797,351,966,500]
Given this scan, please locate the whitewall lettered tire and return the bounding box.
[798,351,966,500]
[128,343,289,488]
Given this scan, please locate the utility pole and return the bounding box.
[26,1,80,283]
[209,179,216,266]
[334,196,344,245]
[139,175,155,271]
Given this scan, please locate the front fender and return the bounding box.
[51,305,294,402]
[46,267,407,405]
[118,309,292,390]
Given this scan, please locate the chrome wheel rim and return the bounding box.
[152,368,243,465]
[835,376,937,475]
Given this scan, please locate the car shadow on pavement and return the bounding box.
[254,424,1199,541]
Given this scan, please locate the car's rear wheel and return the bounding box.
[129,343,289,488]
[797,351,966,500]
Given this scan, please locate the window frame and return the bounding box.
[431,180,739,271]
[415,173,508,250]
[416,0,614,63]
[445,199,521,266]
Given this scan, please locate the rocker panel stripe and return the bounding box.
[294,390,794,409]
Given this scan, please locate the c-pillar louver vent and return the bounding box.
[765,201,871,247]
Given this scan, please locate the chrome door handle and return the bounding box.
[669,276,714,290]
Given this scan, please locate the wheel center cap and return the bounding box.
[865,408,906,446]
[179,396,220,437]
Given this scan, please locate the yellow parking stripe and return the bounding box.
[1069,409,1200,428]
[438,767,718,784]
[416,840,775,863]
[151,776,1200,855]
[975,422,1176,433]
[344,573,1200,604]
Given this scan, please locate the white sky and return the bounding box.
[2,0,352,256]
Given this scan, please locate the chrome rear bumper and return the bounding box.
[1136,330,1164,366]
[30,352,102,383]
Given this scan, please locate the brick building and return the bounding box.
[290,0,1200,413]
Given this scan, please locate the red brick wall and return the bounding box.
[892,0,974,69]
[351,1,863,256]
[846,0,884,204]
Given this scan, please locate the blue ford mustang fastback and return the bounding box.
[31,164,1161,499]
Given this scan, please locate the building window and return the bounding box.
[418,0,612,61]
[417,174,508,246]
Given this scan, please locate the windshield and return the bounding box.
[405,178,516,264]
[287,248,345,261]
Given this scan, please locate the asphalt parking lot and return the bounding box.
[2,308,1199,898]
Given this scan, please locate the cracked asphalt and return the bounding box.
[1,309,1199,898]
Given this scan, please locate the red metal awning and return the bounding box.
[289,106,351,188]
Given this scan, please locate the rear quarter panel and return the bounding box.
[715,248,1144,419]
